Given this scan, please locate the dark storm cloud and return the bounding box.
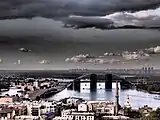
[0,0,160,19]
[62,16,114,29]
[1,17,160,41]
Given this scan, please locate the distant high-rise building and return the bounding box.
[141,66,154,75]
[17,60,21,65]
[151,67,154,74]
[148,67,151,74]
[144,67,148,74]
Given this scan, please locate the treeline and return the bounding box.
[0,81,10,90]
[140,108,160,120]
[136,83,160,93]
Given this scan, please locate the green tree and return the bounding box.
[153,84,160,92]
[156,108,160,118]
[147,86,153,92]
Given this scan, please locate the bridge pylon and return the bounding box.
[90,74,97,91]
[73,79,81,91]
[105,74,112,90]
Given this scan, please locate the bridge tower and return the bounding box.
[73,79,81,91]
[105,74,112,90]
[90,74,97,91]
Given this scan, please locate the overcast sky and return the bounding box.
[0,0,160,70]
[0,0,160,28]
[0,0,160,32]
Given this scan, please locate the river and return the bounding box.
[48,82,160,109]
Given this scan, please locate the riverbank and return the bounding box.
[136,88,160,95]
[29,83,68,101]
[136,83,160,95]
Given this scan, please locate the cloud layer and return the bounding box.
[0,0,160,30]
[62,8,160,29]
[0,0,160,19]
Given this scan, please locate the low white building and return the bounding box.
[78,103,88,112]
[61,109,76,116]
[0,97,13,104]
[61,109,76,120]
[53,116,70,120]
[67,98,82,107]
[26,101,55,116]
[87,101,115,115]
[102,115,130,120]
[33,81,39,89]
[40,82,50,88]
[77,101,116,115]
[59,108,95,120]
[71,112,95,120]
[0,108,14,120]
[0,100,56,120]
[14,115,42,120]
[57,112,95,120]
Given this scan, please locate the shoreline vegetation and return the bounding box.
[137,108,160,120]
[136,83,160,95]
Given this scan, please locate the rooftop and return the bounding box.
[103,115,130,119]
[71,112,95,115]
[0,108,13,114]
[87,101,114,104]
[14,116,41,119]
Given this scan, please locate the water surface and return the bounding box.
[48,82,160,109]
